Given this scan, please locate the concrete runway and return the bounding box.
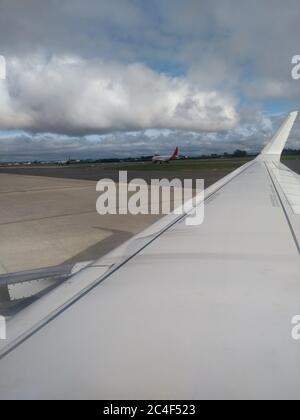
[0,173,161,274]
[0,165,234,186]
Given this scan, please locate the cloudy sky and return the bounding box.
[0,0,300,161]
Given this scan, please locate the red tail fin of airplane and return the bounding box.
[171,147,179,160]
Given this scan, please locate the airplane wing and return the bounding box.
[0,112,300,399]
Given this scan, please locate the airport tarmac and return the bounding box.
[0,173,162,274]
[0,165,235,185]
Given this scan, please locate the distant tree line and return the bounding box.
[282,149,300,156]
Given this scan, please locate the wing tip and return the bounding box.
[260,111,298,159]
[289,110,298,119]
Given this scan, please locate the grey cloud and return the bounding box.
[1,1,300,90]
[1,112,298,162]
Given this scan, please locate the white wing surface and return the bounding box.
[0,112,300,399]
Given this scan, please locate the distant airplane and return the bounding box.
[152,146,179,163]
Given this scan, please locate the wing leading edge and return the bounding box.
[0,112,300,399]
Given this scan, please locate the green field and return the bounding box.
[96,157,254,171]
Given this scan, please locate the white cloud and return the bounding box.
[0,55,238,135]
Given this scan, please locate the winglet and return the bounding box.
[260,111,298,160]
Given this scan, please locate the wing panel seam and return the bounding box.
[264,162,300,255]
